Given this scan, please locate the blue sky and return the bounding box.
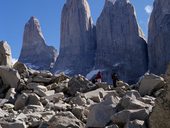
[0,0,154,60]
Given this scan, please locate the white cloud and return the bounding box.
[12,58,18,65]
[145,5,153,15]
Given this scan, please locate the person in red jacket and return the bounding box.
[95,71,102,83]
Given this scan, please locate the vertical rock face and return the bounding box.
[95,0,148,83]
[148,0,170,75]
[0,41,12,67]
[19,16,58,70]
[54,0,96,75]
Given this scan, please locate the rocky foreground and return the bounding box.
[0,43,169,128]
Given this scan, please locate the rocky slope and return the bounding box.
[94,0,148,83]
[148,0,170,75]
[0,41,168,128]
[19,16,58,70]
[53,0,96,76]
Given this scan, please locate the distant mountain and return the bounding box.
[148,0,170,75]
[53,0,96,76]
[19,16,58,70]
[94,0,148,83]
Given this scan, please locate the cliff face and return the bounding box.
[94,0,148,83]
[148,0,170,75]
[54,0,96,75]
[19,17,58,70]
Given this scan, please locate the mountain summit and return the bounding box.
[19,16,58,70]
[94,0,148,83]
[54,0,96,75]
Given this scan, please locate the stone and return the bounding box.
[54,101,71,111]
[18,16,58,70]
[148,0,170,75]
[0,41,12,67]
[105,124,119,128]
[27,93,42,106]
[27,83,47,97]
[14,93,28,110]
[32,76,52,84]
[0,120,27,128]
[95,0,148,84]
[70,95,87,106]
[5,88,16,101]
[0,108,9,117]
[84,88,105,103]
[149,64,170,128]
[51,73,70,84]
[13,62,29,78]
[138,74,165,96]
[125,120,146,128]
[72,106,87,122]
[54,0,96,76]
[120,96,152,110]
[43,92,64,103]
[111,109,149,125]
[0,66,20,88]
[48,111,85,128]
[68,75,95,95]
[86,96,120,127]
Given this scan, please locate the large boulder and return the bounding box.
[0,66,20,89]
[0,41,12,67]
[148,0,170,75]
[18,16,58,70]
[53,0,96,76]
[149,64,170,128]
[48,111,85,128]
[0,120,27,128]
[68,75,95,95]
[95,0,148,83]
[138,74,165,96]
[86,96,120,127]
[111,109,149,126]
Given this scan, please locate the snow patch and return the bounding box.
[12,58,18,65]
[25,63,39,69]
[55,69,72,75]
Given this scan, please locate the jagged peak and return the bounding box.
[105,0,130,6]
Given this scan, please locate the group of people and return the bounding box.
[92,71,119,88]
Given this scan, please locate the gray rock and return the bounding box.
[0,120,27,128]
[86,96,120,127]
[70,95,87,106]
[0,66,20,89]
[95,0,148,83]
[54,0,96,76]
[13,62,29,78]
[43,92,64,103]
[149,64,170,128]
[125,120,146,128]
[14,93,28,110]
[138,74,165,96]
[48,111,85,128]
[0,41,12,67]
[148,0,170,75]
[84,88,105,103]
[68,75,95,95]
[19,16,58,70]
[27,93,42,106]
[111,109,149,125]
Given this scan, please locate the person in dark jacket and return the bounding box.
[111,73,119,88]
[95,71,102,83]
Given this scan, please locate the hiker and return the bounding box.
[111,73,119,88]
[95,71,102,83]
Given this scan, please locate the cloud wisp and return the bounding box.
[145,5,153,15]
